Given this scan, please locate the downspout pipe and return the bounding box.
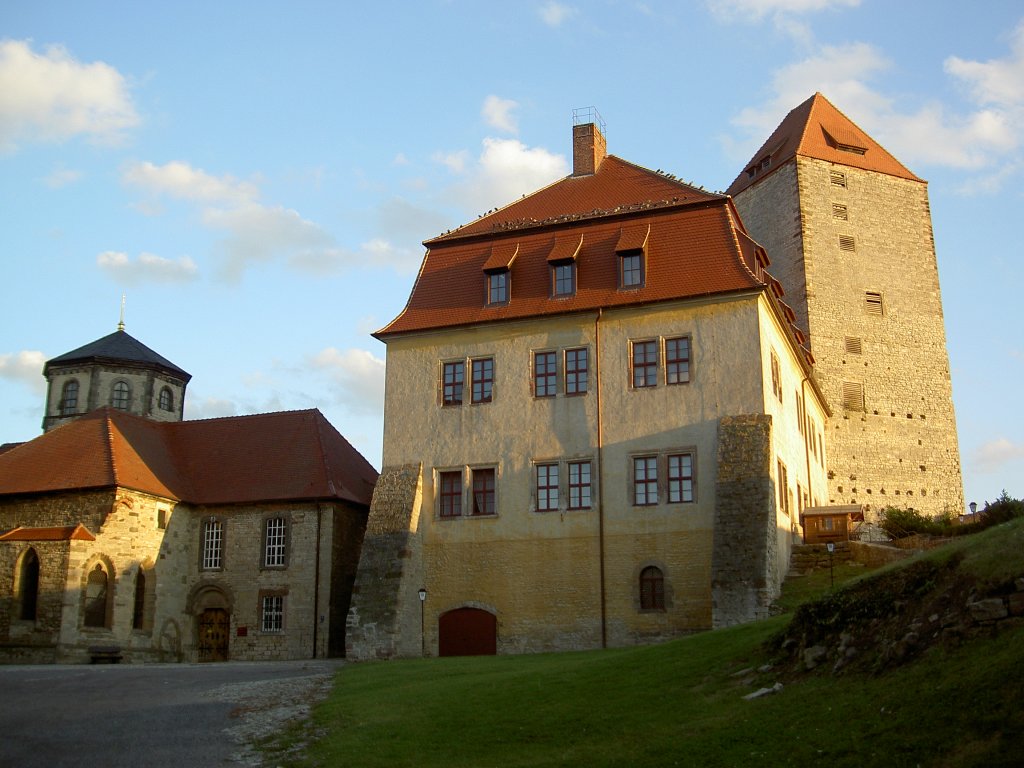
[595,308,607,648]
[799,377,813,543]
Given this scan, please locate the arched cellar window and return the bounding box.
[111,381,131,411]
[639,566,665,611]
[18,548,40,621]
[133,569,146,630]
[84,563,111,628]
[158,386,173,411]
[60,380,79,416]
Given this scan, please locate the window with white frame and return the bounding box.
[264,517,287,567]
[201,519,223,570]
[261,594,284,633]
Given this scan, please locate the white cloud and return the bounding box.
[726,37,1024,178]
[707,0,859,21]
[445,137,569,213]
[183,396,239,421]
[433,149,470,174]
[201,203,340,282]
[539,2,576,27]
[945,22,1024,109]
[96,250,199,285]
[0,350,46,392]
[973,438,1024,473]
[123,161,259,205]
[42,167,83,188]
[309,347,386,416]
[482,95,519,134]
[0,39,138,151]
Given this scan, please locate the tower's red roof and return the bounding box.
[726,92,922,197]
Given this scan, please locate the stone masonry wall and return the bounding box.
[712,414,777,628]
[346,464,423,660]
[733,157,964,520]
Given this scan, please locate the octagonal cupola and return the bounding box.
[42,323,191,432]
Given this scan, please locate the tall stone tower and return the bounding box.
[727,93,964,519]
[41,324,191,432]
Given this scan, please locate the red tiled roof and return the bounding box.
[0,523,96,541]
[378,151,772,338]
[427,155,721,243]
[0,408,377,507]
[378,200,765,337]
[726,93,922,197]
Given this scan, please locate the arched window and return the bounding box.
[111,381,130,411]
[84,564,110,628]
[60,380,79,416]
[133,569,147,630]
[18,548,40,621]
[158,386,173,411]
[639,566,665,611]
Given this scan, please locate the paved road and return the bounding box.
[0,659,341,768]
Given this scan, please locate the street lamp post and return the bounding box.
[417,588,427,656]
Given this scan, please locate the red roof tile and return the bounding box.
[428,155,721,243]
[726,93,921,197]
[378,199,765,338]
[0,408,377,507]
[0,523,95,541]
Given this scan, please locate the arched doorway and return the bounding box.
[188,583,233,662]
[438,607,497,656]
[197,608,229,662]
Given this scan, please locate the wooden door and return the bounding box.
[438,607,497,656]
[197,608,229,662]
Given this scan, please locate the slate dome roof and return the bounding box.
[44,329,191,381]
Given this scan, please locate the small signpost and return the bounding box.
[827,542,835,589]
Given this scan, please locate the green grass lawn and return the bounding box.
[271,521,1024,768]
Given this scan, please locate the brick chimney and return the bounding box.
[572,111,607,176]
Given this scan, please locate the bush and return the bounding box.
[879,507,947,539]
[979,490,1024,525]
[881,491,1024,540]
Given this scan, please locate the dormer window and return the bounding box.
[548,233,582,298]
[483,243,518,307]
[553,262,576,296]
[488,270,509,305]
[616,224,649,290]
[620,252,643,288]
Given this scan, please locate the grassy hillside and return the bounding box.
[272,519,1024,767]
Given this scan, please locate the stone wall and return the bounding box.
[712,414,777,627]
[2,489,365,663]
[346,464,423,660]
[733,156,964,520]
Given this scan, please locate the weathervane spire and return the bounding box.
[118,293,126,331]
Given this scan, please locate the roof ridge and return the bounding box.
[101,407,118,487]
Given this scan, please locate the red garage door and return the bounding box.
[438,607,497,656]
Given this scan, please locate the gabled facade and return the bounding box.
[42,326,191,432]
[727,93,963,520]
[347,117,829,658]
[0,407,377,664]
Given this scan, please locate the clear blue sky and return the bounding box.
[1,1,1021,509]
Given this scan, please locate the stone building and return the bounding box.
[727,93,964,520]
[0,402,376,663]
[41,324,191,433]
[346,113,830,659]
